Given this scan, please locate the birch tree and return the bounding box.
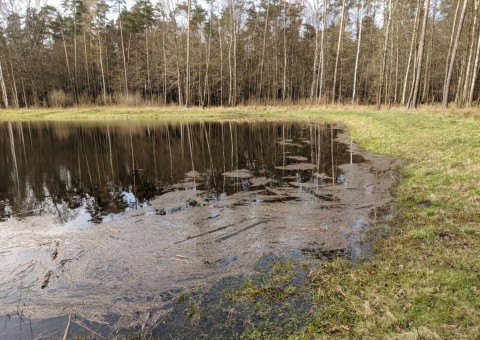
[407,0,429,109]
[352,0,364,104]
[442,0,468,108]
[332,0,346,103]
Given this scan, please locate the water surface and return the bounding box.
[0,121,360,226]
[0,120,402,337]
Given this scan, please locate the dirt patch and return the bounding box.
[0,128,402,335]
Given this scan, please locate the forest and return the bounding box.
[0,0,477,108]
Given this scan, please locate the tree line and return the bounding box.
[0,0,477,108]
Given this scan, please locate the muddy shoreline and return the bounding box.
[0,123,402,338]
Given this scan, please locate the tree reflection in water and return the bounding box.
[0,121,361,224]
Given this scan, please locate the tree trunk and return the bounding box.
[203,0,213,107]
[233,7,238,105]
[309,1,320,101]
[61,30,74,101]
[282,0,287,101]
[318,0,327,102]
[73,6,79,104]
[98,34,107,103]
[469,1,480,106]
[162,25,168,104]
[352,0,364,105]
[228,19,233,105]
[443,0,468,108]
[258,0,270,100]
[377,0,393,109]
[119,9,129,99]
[461,1,478,105]
[408,0,430,109]
[84,32,90,101]
[145,28,151,103]
[8,55,19,108]
[0,61,8,108]
[185,0,192,106]
[332,0,346,104]
[422,0,436,102]
[401,0,420,106]
[218,15,224,106]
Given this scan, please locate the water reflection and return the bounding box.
[0,121,362,224]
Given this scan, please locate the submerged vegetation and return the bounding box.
[2,106,480,338]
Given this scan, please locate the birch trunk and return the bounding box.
[469,1,480,106]
[332,0,346,103]
[401,0,420,106]
[309,6,319,101]
[8,56,19,108]
[443,0,468,108]
[185,0,191,106]
[462,1,478,105]
[162,25,167,104]
[119,9,129,99]
[407,0,429,109]
[352,0,364,105]
[422,0,436,102]
[258,0,270,100]
[61,30,74,100]
[282,0,287,101]
[98,34,107,103]
[377,0,393,109]
[318,0,327,102]
[218,15,224,106]
[145,28,151,102]
[0,61,8,108]
[203,0,213,107]
[84,32,90,99]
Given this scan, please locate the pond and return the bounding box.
[0,120,399,338]
[1,121,360,224]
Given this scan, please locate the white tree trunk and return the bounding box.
[282,0,287,101]
[332,0,346,103]
[462,0,478,105]
[98,34,107,103]
[0,61,9,108]
[469,1,480,106]
[443,0,468,108]
[185,0,192,106]
[401,0,420,106]
[318,0,327,102]
[352,0,364,105]
[259,0,270,100]
[119,9,129,99]
[408,0,430,109]
[309,8,319,101]
[377,0,393,108]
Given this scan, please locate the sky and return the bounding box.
[43,0,136,11]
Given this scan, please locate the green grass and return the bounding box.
[3,105,480,338]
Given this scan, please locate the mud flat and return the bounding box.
[0,122,401,337]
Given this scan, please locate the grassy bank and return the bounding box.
[296,110,480,338]
[3,106,479,338]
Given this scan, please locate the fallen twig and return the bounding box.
[71,319,107,339]
[62,315,71,340]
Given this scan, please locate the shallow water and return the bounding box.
[0,120,400,338]
[0,121,360,225]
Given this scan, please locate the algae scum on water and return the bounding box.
[0,121,401,338]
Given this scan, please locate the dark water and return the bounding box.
[0,121,362,225]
